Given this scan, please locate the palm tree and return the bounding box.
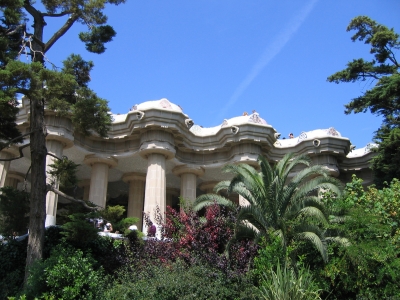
[194,153,343,262]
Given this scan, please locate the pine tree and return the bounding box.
[328,16,400,187]
[0,0,126,284]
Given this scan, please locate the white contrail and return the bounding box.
[217,0,319,122]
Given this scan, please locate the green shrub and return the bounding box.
[319,175,400,299]
[117,217,139,234]
[252,233,288,282]
[25,244,106,300]
[100,205,125,226]
[104,259,260,300]
[0,239,27,299]
[61,213,100,248]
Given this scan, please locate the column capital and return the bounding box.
[122,172,146,183]
[46,134,74,149]
[6,171,25,182]
[0,145,20,157]
[139,130,176,160]
[84,154,118,168]
[199,181,219,193]
[139,141,176,160]
[172,164,205,177]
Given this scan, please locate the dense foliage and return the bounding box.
[0,186,29,237]
[317,176,400,299]
[105,259,259,300]
[140,204,258,277]
[1,175,399,299]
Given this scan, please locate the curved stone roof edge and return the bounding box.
[346,143,378,158]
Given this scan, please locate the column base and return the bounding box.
[45,214,56,227]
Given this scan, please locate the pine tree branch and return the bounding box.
[47,184,99,210]
[1,24,26,36]
[44,15,79,53]
[384,45,399,68]
[0,131,32,152]
[23,0,41,22]
[42,11,71,18]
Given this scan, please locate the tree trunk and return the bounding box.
[23,6,47,285]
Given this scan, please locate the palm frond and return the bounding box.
[294,229,328,263]
[193,193,236,211]
[235,222,259,239]
[295,206,329,226]
[213,180,231,193]
[237,205,270,232]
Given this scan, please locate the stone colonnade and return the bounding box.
[0,130,265,236]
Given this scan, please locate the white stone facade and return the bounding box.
[0,98,375,231]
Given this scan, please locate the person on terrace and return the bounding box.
[104,222,113,233]
[147,221,156,237]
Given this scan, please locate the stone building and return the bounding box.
[0,98,375,230]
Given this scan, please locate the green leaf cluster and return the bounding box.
[0,56,112,138]
[48,156,80,189]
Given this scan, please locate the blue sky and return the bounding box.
[30,0,400,148]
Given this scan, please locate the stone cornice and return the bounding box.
[14,98,374,172]
[339,151,375,171]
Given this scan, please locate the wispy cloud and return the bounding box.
[217,0,319,122]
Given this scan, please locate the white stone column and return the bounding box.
[45,139,64,226]
[4,172,24,189]
[139,130,176,237]
[84,155,118,209]
[173,164,204,203]
[123,172,146,230]
[0,152,12,188]
[144,153,166,224]
[78,179,91,201]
